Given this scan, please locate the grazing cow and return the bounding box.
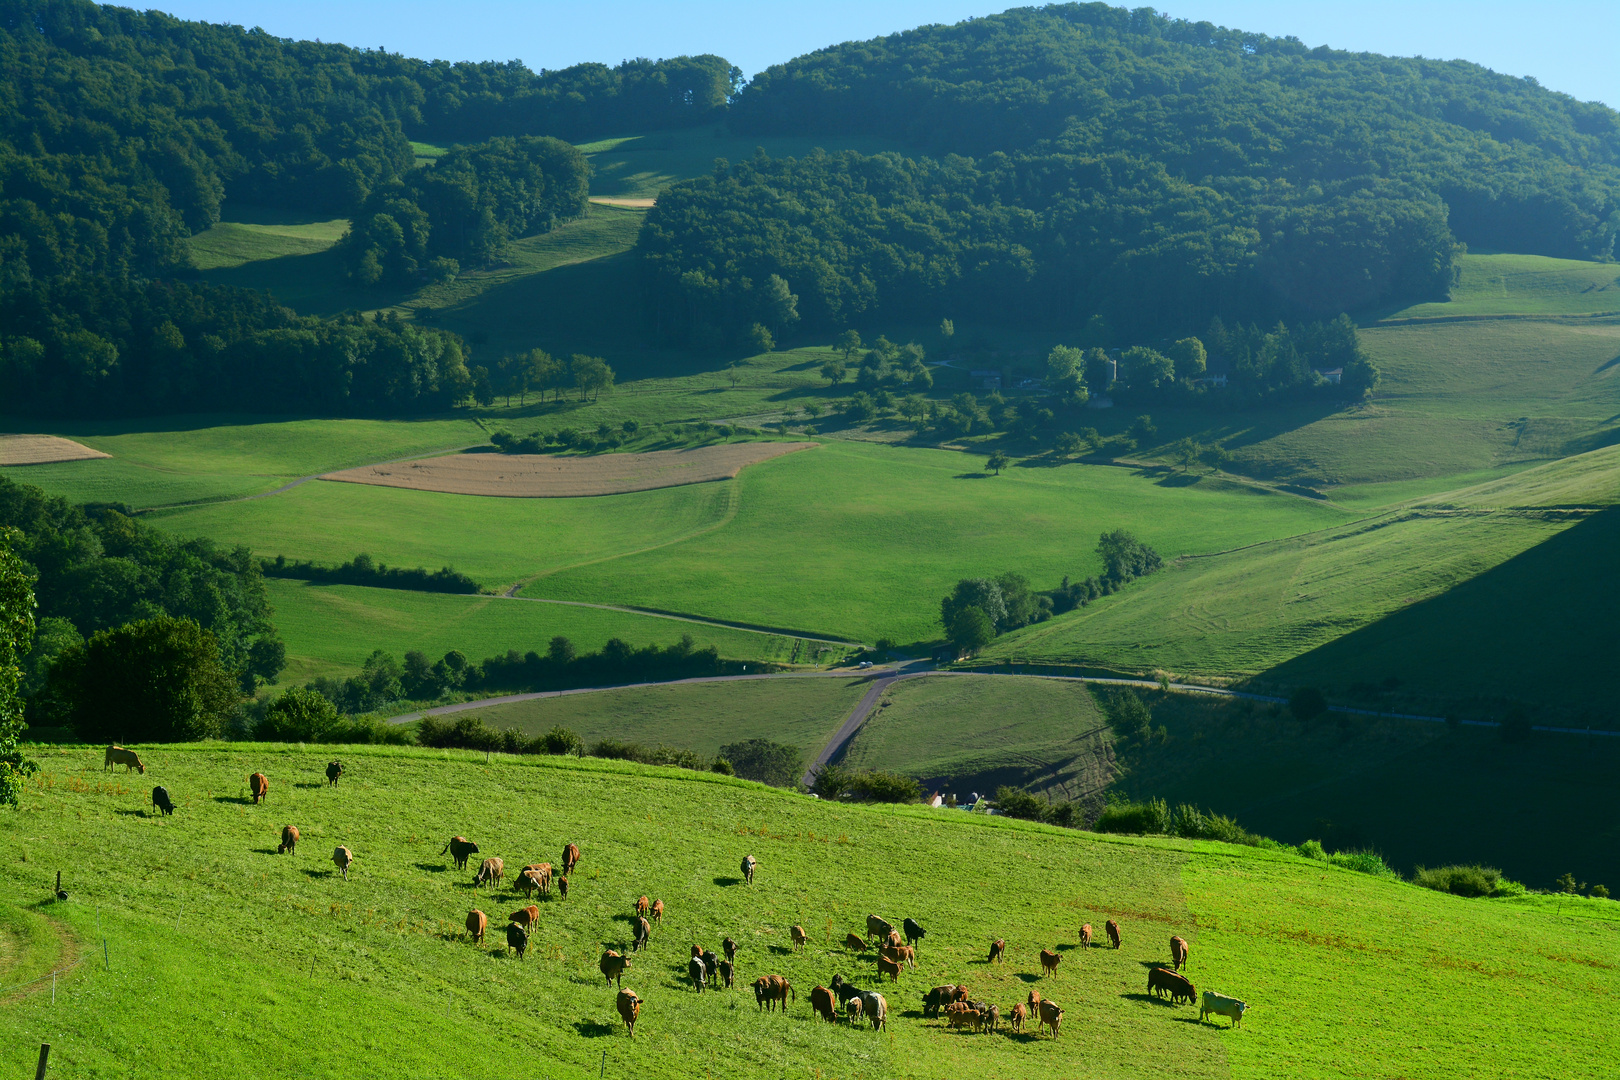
[1106,919,1121,949]
[884,930,902,951]
[865,914,893,945]
[632,917,651,952]
[651,899,663,923]
[506,922,528,959]
[857,991,887,1031]
[325,760,344,786]
[1039,949,1061,977]
[531,863,554,895]
[880,944,916,970]
[1171,935,1190,972]
[922,985,960,1017]
[1200,991,1247,1028]
[987,938,1005,964]
[104,746,144,774]
[248,773,269,804]
[1009,1002,1027,1033]
[472,857,503,887]
[741,855,757,884]
[151,786,175,815]
[1027,988,1042,1011]
[509,905,539,935]
[947,1007,981,1032]
[688,956,707,992]
[844,932,868,953]
[1080,924,1092,949]
[636,896,649,917]
[722,936,738,963]
[1148,967,1197,1004]
[754,975,794,1012]
[877,955,901,983]
[717,959,734,989]
[557,876,569,899]
[332,846,354,880]
[903,917,926,949]
[1039,999,1064,1038]
[278,824,299,855]
[810,984,838,1022]
[466,910,487,944]
[441,836,480,870]
[985,1003,1000,1032]
[831,974,862,1007]
[561,842,580,876]
[701,949,720,986]
[518,869,543,899]
[790,925,809,952]
[599,950,631,988]
[616,989,641,1037]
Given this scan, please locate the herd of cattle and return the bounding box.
[104,744,1251,1041]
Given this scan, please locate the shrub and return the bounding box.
[1094,797,1171,835]
[254,687,341,742]
[993,786,1046,821]
[1413,864,1506,898]
[1104,689,1154,741]
[1043,800,1079,827]
[1592,884,1610,900]
[848,769,921,803]
[1297,839,1328,861]
[710,757,734,776]
[539,725,582,755]
[717,738,804,788]
[810,762,852,799]
[1171,803,1258,844]
[1327,849,1398,878]
[588,738,642,761]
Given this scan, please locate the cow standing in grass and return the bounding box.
[1039,999,1064,1038]
[105,746,144,773]
[651,899,664,923]
[1149,967,1195,1003]
[1106,919,1121,949]
[1080,924,1092,949]
[472,857,503,888]
[466,910,487,944]
[599,950,631,987]
[632,917,651,952]
[332,846,354,880]
[865,915,893,946]
[325,761,344,786]
[441,837,479,870]
[1040,949,1061,977]
[844,932,868,953]
[688,956,707,992]
[616,989,640,1037]
[278,825,299,854]
[249,773,269,804]
[903,918,926,949]
[810,985,837,1023]
[1009,1002,1027,1033]
[151,786,175,815]
[506,922,528,960]
[1201,991,1248,1027]
[790,925,809,952]
[509,905,539,936]
[987,938,1005,964]
[741,855,757,884]
[561,842,580,876]
[1171,935,1190,971]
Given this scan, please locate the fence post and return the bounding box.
[35,1043,50,1080]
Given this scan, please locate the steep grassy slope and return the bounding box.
[1,746,1613,1079]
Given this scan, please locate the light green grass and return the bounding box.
[455,674,873,759]
[188,209,350,272]
[838,674,1112,804]
[267,579,822,683]
[1385,252,1620,318]
[2,745,1614,1078]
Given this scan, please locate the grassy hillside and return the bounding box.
[454,674,873,759]
[1384,252,1620,319]
[983,446,1620,720]
[1,745,1613,1079]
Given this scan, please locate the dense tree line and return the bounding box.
[0,476,285,699]
[638,149,1461,345]
[0,526,38,804]
[0,279,471,416]
[730,4,1620,262]
[261,553,479,595]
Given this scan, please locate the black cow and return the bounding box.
[700,949,720,986]
[831,973,862,1006]
[506,922,528,960]
[688,956,707,992]
[151,786,175,816]
[903,918,926,949]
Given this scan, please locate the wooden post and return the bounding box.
[35,1043,50,1080]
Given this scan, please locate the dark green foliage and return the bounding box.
[709,757,734,776]
[1095,530,1163,583]
[717,738,804,788]
[0,476,282,688]
[1103,689,1155,741]
[539,725,583,756]
[253,687,342,743]
[262,553,478,595]
[847,769,921,803]
[946,606,996,653]
[992,785,1046,820]
[0,527,38,804]
[1093,796,1173,835]
[1500,708,1534,743]
[1289,687,1329,724]
[1413,864,1509,898]
[809,762,852,799]
[1200,315,1379,403]
[49,615,239,742]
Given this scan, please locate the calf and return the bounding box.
[741,854,757,884]
[531,863,553,895]
[151,785,175,815]
[506,922,528,960]
[865,914,893,946]
[248,773,269,804]
[810,985,837,1023]
[1200,991,1247,1028]
[877,955,901,983]
[1171,935,1190,972]
[441,836,479,870]
[947,1007,981,1032]
[717,958,734,989]
[790,925,809,952]
[325,760,344,786]
[104,745,145,774]
[903,917,926,949]
[1039,948,1061,977]
[688,956,707,992]
[616,989,641,1037]
[599,950,631,987]
[844,932,868,953]
[722,936,738,963]
[857,990,887,1031]
[1106,919,1121,949]
[700,949,720,986]
[332,846,354,880]
[509,905,539,935]
[651,899,664,923]
[636,895,649,917]
[278,824,299,855]
[1039,999,1064,1038]
[884,929,903,950]
[1027,988,1042,1011]
[561,842,581,876]
[518,869,543,899]
[987,938,1005,964]
[985,1003,1000,1033]
[1148,966,1195,1002]
[472,857,503,888]
[1080,923,1092,949]
[1009,1002,1027,1033]
[466,909,487,944]
[632,917,651,952]
[557,876,568,899]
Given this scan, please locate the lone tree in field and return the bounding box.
[986,450,1010,475]
[820,359,847,386]
[1289,686,1328,724]
[835,329,862,362]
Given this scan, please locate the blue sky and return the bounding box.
[154,1,1617,108]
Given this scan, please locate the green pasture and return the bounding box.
[455,674,873,759]
[983,447,1620,720]
[265,580,825,684]
[1,746,1613,1079]
[188,206,351,272]
[837,674,1113,805]
[1383,252,1620,319]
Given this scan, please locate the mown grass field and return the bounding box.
[983,446,1620,720]
[188,206,351,273]
[455,674,873,759]
[1384,252,1620,319]
[1,746,1613,1079]
[266,581,829,684]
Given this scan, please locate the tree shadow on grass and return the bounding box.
[112,809,150,817]
[300,868,335,879]
[251,848,281,856]
[292,782,325,789]
[573,1020,617,1038]
[1001,1031,1044,1044]
[954,472,992,480]
[712,876,743,887]
[1054,943,1079,952]
[767,944,794,956]
[412,863,449,874]
[1015,972,1041,983]
[1137,959,1168,968]
[213,795,258,805]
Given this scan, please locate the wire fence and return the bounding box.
[0,955,86,999]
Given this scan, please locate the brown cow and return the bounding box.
[1148,966,1196,1004]
[632,916,651,952]
[557,876,569,899]
[599,950,631,987]
[635,895,649,917]
[947,1007,981,1032]
[325,760,344,786]
[249,773,268,804]
[885,929,903,950]
[1170,935,1190,972]
[753,975,794,1012]
[441,836,479,870]
[509,905,539,935]
[1039,949,1061,977]
[791,925,809,952]
[517,869,543,899]
[1080,923,1092,949]
[741,854,757,884]
[865,914,893,945]
[278,824,299,855]
[104,746,145,774]
[717,959,734,989]
[880,944,916,970]
[922,985,963,1017]
[332,846,354,880]
[561,842,580,876]
[809,985,837,1023]
[690,944,703,959]
[987,938,1006,964]
[520,863,552,895]
[472,857,503,887]
[877,956,902,983]
[1106,919,1121,949]
[723,936,738,963]
[616,989,640,1037]
[1039,999,1064,1038]
[651,899,664,923]
[1027,988,1042,1011]
[466,909,487,943]
[1009,1002,1027,1033]
[844,932,868,952]
[985,1003,1001,1033]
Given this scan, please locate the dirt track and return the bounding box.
[320,442,818,498]
[0,435,109,466]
